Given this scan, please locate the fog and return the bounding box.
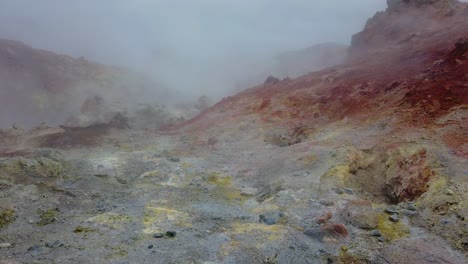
[0,0,387,99]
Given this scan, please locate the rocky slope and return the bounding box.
[163,0,468,259]
[0,0,467,263]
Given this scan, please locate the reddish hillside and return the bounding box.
[165,0,468,156]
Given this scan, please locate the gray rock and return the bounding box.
[386,205,399,214]
[165,231,177,237]
[0,243,11,248]
[240,187,258,196]
[167,157,180,162]
[27,245,41,252]
[406,202,417,211]
[259,211,285,225]
[343,188,355,195]
[370,230,382,237]
[45,240,64,248]
[389,214,399,222]
[116,177,128,184]
[334,188,344,194]
[401,209,417,216]
[94,174,109,179]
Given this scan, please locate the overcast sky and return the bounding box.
[0,0,388,97]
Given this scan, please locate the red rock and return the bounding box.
[385,149,436,202]
[321,223,349,239]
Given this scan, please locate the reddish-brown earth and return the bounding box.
[166,0,468,158]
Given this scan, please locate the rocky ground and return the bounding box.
[1,0,468,263]
[0,112,466,264]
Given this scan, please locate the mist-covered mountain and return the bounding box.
[0,39,175,128]
[273,42,348,78]
[232,42,349,93]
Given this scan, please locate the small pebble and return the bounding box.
[334,188,344,195]
[94,174,109,179]
[370,230,382,237]
[45,240,64,248]
[27,245,40,252]
[445,189,454,196]
[153,233,164,238]
[341,245,348,252]
[440,219,450,225]
[262,219,277,225]
[166,231,177,238]
[389,214,399,222]
[167,157,180,162]
[259,211,285,226]
[0,243,12,248]
[343,188,355,195]
[378,236,386,242]
[319,200,335,206]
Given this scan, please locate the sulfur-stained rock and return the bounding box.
[36,208,59,226]
[0,156,64,185]
[376,213,410,241]
[0,207,16,228]
[85,212,132,230]
[444,189,454,196]
[142,204,192,234]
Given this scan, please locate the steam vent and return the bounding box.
[0,0,467,263]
